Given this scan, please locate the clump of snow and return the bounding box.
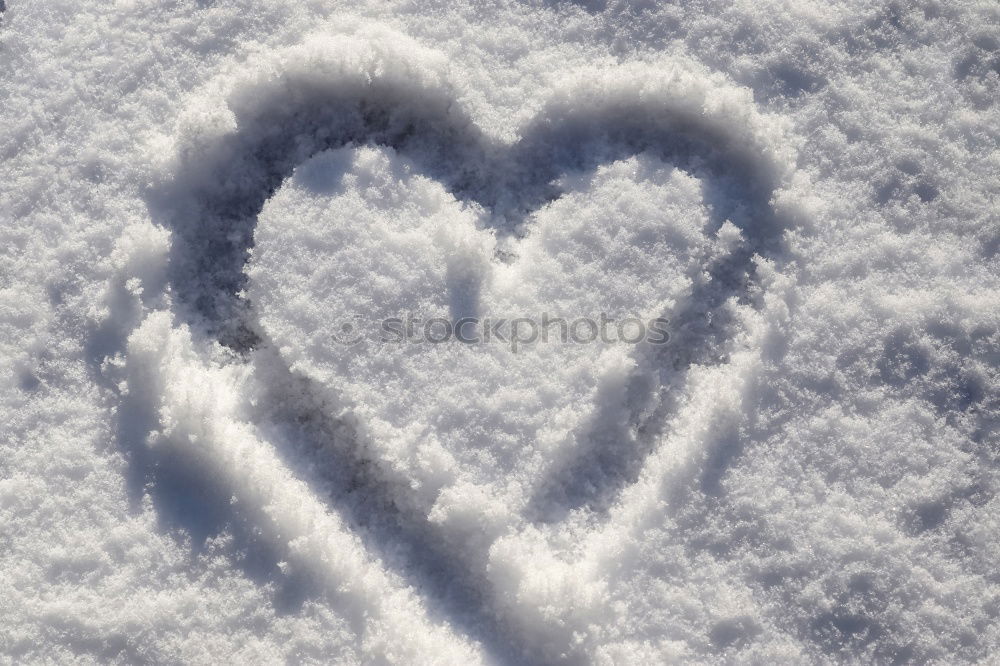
[249,145,714,517]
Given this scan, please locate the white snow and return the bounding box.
[2,0,999,663]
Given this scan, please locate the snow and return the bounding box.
[2,0,999,663]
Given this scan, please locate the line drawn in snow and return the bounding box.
[98,29,799,664]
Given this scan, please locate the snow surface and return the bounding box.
[2,0,999,663]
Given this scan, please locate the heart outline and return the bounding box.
[119,27,799,663]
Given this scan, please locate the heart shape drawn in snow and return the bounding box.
[136,28,798,662]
